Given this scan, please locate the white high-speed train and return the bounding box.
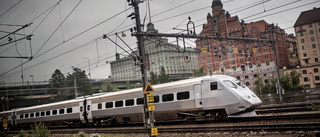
[0,75,262,128]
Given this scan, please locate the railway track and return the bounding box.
[4,112,320,136]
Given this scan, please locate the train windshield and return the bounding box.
[224,79,245,89]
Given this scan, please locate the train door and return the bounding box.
[194,84,203,108]
[79,99,93,124]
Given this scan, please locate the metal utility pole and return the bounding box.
[129,0,156,136]
[83,57,91,79]
[269,24,283,103]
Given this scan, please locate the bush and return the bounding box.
[31,122,50,137]
[17,130,29,137]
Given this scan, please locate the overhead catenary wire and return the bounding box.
[0,0,23,19]
[34,0,83,57]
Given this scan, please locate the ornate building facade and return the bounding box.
[196,0,289,90]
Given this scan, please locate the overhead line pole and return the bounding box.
[129,0,156,136]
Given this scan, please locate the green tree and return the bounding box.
[192,66,206,77]
[158,67,170,84]
[64,67,93,98]
[125,81,134,89]
[49,69,67,102]
[101,81,119,92]
[254,76,263,96]
[49,69,65,88]
[149,71,158,85]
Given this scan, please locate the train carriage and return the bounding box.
[0,75,262,129]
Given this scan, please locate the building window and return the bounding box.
[236,76,240,80]
[311,37,315,42]
[312,44,316,49]
[266,61,270,66]
[303,52,307,57]
[241,65,246,71]
[315,58,319,62]
[245,76,249,79]
[304,77,308,82]
[299,32,304,36]
[309,24,312,28]
[302,70,307,74]
[302,46,306,50]
[246,82,250,86]
[264,79,269,84]
[315,76,320,80]
[314,68,319,73]
[313,51,318,55]
[310,30,314,34]
[232,66,236,71]
[305,59,309,64]
[264,54,268,59]
[301,39,305,43]
[249,63,253,68]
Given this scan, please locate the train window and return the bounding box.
[125,99,134,106]
[154,95,159,103]
[162,93,174,102]
[41,112,45,116]
[177,91,190,100]
[115,101,123,107]
[210,82,218,90]
[80,106,83,112]
[59,109,65,114]
[30,113,34,118]
[20,115,23,119]
[46,111,50,116]
[36,112,40,117]
[105,102,113,108]
[137,98,144,105]
[25,114,29,118]
[98,103,102,109]
[224,80,237,88]
[52,110,57,115]
[87,105,91,110]
[67,108,72,113]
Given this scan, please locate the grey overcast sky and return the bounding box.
[0,0,319,84]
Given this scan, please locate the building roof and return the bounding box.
[294,7,320,27]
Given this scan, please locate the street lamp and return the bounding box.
[72,66,78,98]
[83,57,91,79]
[30,75,34,96]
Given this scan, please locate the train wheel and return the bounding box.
[213,110,227,120]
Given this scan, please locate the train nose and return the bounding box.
[245,95,262,111]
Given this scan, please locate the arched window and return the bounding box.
[245,76,249,79]
[265,61,270,66]
[232,66,236,71]
[236,76,240,80]
[246,82,250,86]
[302,70,307,74]
[241,65,246,71]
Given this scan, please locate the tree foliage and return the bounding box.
[280,70,303,92]
[101,81,119,92]
[49,69,65,88]
[64,67,93,97]
[125,81,134,89]
[192,66,206,77]
[149,67,170,84]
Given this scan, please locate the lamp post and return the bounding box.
[72,66,77,98]
[83,57,91,79]
[30,75,34,96]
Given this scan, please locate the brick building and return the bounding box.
[196,0,289,90]
[284,7,320,88]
